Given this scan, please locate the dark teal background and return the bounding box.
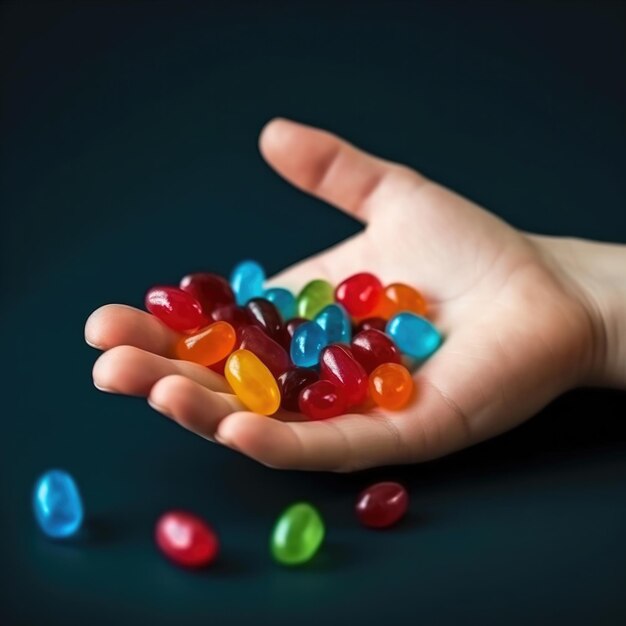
[1,1,625,624]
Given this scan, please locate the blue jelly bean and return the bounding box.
[264,287,296,321]
[230,260,265,306]
[290,321,328,368]
[314,303,351,344]
[386,312,442,360]
[33,469,84,539]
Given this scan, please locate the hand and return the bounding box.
[84,118,619,472]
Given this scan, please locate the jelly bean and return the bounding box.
[271,502,325,566]
[314,303,351,345]
[264,287,296,321]
[319,344,368,407]
[375,283,427,319]
[335,272,383,318]
[298,379,347,420]
[155,510,219,568]
[145,286,207,333]
[230,260,265,305]
[290,322,328,368]
[33,469,83,539]
[208,356,227,376]
[386,312,442,359]
[286,317,308,338]
[351,329,402,374]
[296,279,334,319]
[245,298,287,345]
[175,321,236,366]
[240,325,290,378]
[225,349,281,415]
[369,363,414,410]
[355,317,387,334]
[355,482,409,528]
[278,367,320,412]
[210,304,252,339]
[179,272,235,315]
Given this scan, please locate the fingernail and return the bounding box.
[94,382,116,393]
[148,398,173,419]
[86,339,104,349]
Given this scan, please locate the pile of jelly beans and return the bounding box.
[145,260,442,418]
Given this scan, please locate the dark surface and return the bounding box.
[1,2,625,625]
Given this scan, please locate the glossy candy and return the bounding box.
[369,363,414,410]
[286,317,308,338]
[277,367,319,412]
[225,349,280,415]
[175,321,236,366]
[298,379,347,420]
[355,482,409,528]
[210,304,252,340]
[155,510,219,568]
[335,272,383,318]
[230,260,265,305]
[386,312,442,359]
[33,470,83,539]
[375,283,427,319]
[145,286,206,333]
[297,279,334,319]
[290,322,328,368]
[351,329,402,374]
[264,287,296,321]
[240,325,290,378]
[355,317,387,334]
[179,272,235,315]
[271,503,325,565]
[314,304,351,345]
[320,344,368,407]
[246,298,287,345]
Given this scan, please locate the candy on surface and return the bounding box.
[374,283,427,319]
[225,349,281,415]
[270,503,325,566]
[210,304,252,340]
[230,260,266,306]
[355,317,387,334]
[155,510,219,568]
[277,367,320,412]
[298,379,348,420]
[145,286,207,333]
[319,344,368,407]
[386,312,442,360]
[208,356,227,376]
[179,272,235,315]
[240,325,290,378]
[335,272,383,318]
[369,363,414,410]
[296,279,335,319]
[175,321,236,366]
[290,321,328,368]
[351,329,402,374]
[264,287,296,321]
[245,298,287,345]
[33,469,83,539]
[314,303,352,345]
[355,482,409,528]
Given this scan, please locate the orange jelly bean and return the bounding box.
[175,321,236,366]
[374,283,427,319]
[369,363,414,410]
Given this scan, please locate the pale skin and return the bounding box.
[84,118,626,472]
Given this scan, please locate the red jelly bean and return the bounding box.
[208,356,227,376]
[210,304,252,340]
[155,510,219,567]
[335,272,383,318]
[351,329,402,374]
[278,367,319,412]
[239,325,290,378]
[245,298,288,346]
[179,272,235,315]
[355,317,387,334]
[355,482,409,528]
[285,317,308,338]
[299,379,347,420]
[145,286,207,333]
[319,344,368,407]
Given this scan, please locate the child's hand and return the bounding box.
[84,118,624,471]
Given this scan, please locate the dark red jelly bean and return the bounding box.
[351,329,402,374]
[319,344,368,407]
[246,298,287,346]
[155,510,219,567]
[335,272,383,318]
[278,368,319,412]
[145,286,207,333]
[299,379,347,420]
[208,355,227,376]
[239,325,290,378]
[179,272,235,315]
[355,317,387,334]
[210,304,252,340]
[355,482,408,528]
[285,317,308,338]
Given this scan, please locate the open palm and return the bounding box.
[85,118,594,471]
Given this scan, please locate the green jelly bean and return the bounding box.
[271,502,325,566]
[297,279,334,319]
